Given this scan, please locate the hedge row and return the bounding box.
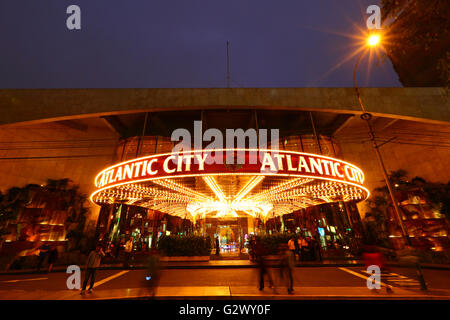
[247,233,293,255]
[158,235,212,256]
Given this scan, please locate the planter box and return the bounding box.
[160,256,210,262]
[249,255,280,261]
[265,255,282,260]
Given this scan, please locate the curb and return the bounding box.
[387,263,450,271]
[1,262,449,276]
[0,263,364,275]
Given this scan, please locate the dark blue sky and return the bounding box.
[0,0,401,88]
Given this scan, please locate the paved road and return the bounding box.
[0,266,449,294]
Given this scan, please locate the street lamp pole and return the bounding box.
[353,49,411,246]
[339,31,428,290]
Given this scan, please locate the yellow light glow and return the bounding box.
[367,34,380,47]
[202,176,227,202]
[234,176,265,201]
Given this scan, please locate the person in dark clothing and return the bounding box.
[142,249,161,298]
[114,240,121,258]
[293,236,300,261]
[36,243,50,272]
[278,243,295,293]
[313,236,323,262]
[47,246,58,273]
[249,236,256,260]
[306,236,314,261]
[255,240,274,291]
[299,237,308,261]
[215,237,220,256]
[81,246,105,294]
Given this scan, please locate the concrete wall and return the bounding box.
[1,88,448,126]
[1,110,449,226]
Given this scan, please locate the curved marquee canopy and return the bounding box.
[90,149,369,221]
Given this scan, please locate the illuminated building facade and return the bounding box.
[91,143,369,253]
[0,88,448,256]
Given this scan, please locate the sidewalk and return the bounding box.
[1,259,449,275]
[1,285,450,300]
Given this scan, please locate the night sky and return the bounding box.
[0,0,401,88]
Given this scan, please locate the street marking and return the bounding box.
[389,278,417,281]
[390,273,407,278]
[358,269,424,288]
[339,267,392,288]
[361,270,400,277]
[2,277,48,283]
[92,270,129,289]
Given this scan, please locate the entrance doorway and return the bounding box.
[216,225,239,257]
[212,218,249,259]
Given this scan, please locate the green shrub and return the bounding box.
[247,233,292,255]
[157,235,212,256]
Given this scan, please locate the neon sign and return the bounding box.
[95,149,364,189]
[91,149,369,220]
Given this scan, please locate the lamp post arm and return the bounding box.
[353,49,367,113]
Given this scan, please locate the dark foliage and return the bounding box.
[248,233,292,255]
[158,235,212,256]
[381,0,449,87]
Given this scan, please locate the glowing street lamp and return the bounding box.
[353,33,427,290]
[367,34,381,47]
[354,33,412,246]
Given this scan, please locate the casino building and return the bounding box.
[0,88,448,257]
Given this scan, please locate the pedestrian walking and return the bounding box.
[362,243,393,293]
[47,246,58,273]
[293,235,300,261]
[142,249,161,298]
[255,240,274,291]
[215,236,220,256]
[312,235,322,262]
[124,238,133,268]
[114,240,121,258]
[306,236,314,261]
[36,242,50,272]
[80,246,105,294]
[278,243,295,294]
[249,235,256,260]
